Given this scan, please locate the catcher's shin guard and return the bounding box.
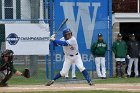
[0,72,13,85]
[0,82,8,87]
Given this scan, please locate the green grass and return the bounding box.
[94,77,140,84]
[7,90,139,93]
[8,75,140,85]
[8,65,140,85]
[8,65,47,85]
[9,76,47,85]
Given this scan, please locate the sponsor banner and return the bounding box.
[5,24,50,55]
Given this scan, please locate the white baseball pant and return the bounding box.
[127,58,139,76]
[60,54,85,76]
[95,57,106,78]
[65,63,76,78]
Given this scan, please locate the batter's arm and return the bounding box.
[53,40,69,46]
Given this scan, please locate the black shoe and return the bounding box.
[0,83,8,87]
[72,77,77,79]
[45,80,54,86]
[101,77,107,79]
[98,77,102,79]
[127,75,130,78]
[88,81,93,86]
[65,77,69,79]
[135,75,139,78]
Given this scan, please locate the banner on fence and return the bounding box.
[54,0,109,70]
[5,24,50,55]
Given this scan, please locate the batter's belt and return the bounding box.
[64,53,78,57]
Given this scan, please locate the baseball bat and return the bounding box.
[54,18,68,35]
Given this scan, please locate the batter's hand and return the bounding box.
[50,34,56,41]
[127,55,130,59]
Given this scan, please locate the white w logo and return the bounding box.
[60,2,100,49]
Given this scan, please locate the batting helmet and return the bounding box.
[63,28,72,38]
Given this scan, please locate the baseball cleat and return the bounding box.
[65,77,69,79]
[45,80,54,86]
[72,77,77,79]
[101,77,107,79]
[127,75,130,78]
[88,81,93,86]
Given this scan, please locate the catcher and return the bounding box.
[0,49,30,87]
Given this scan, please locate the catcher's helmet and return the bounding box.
[63,28,72,38]
[1,49,14,57]
[1,49,14,61]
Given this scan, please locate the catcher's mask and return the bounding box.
[63,28,72,40]
[1,49,14,62]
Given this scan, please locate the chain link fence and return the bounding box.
[0,0,98,85]
[0,0,50,85]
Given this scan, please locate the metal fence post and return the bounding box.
[109,0,113,77]
[49,0,54,80]
[30,0,40,77]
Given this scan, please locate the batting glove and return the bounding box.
[50,34,56,41]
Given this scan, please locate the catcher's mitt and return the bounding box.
[22,68,30,78]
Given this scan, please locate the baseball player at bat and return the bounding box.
[0,49,30,87]
[46,28,93,86]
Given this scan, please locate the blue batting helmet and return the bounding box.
[63,28,72,37]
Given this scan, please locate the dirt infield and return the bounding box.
[1,83,140,92]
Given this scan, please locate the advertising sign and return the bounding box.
[5,24,50,55]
